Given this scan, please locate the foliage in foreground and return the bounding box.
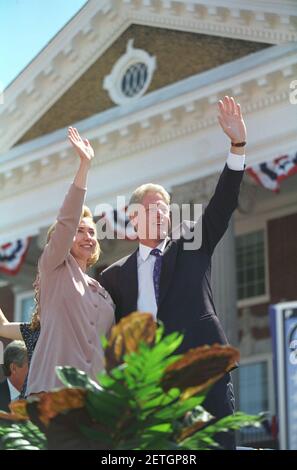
[0,313,263,450]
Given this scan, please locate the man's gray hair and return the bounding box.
[129,183,170,208]
[3,340,27,377]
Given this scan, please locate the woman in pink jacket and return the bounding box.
[26,127,115,395]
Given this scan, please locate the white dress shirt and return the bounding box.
[137,237,169,319]
[136,152,245,318]
[7,378,20,401]
[226,151,245,171]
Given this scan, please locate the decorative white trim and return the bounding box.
[0,22,296,244]
[1,43,296,176]
[238,294,271,309]
[0,0,296,153]
[103,39,156,105]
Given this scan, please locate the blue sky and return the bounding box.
[0,0,87,89]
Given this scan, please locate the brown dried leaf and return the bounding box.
[177,420,207,442]
[0,411,27,422]
[177,408,214,441]
[36,388,86,426]
[105,312,156,371]
[9,399,29,420]
[0,399,29,422]
[162,344,239,400]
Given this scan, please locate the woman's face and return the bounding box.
[71,217,97,263]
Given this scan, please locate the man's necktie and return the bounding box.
[150,248,162,305]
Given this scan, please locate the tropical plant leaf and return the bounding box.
[28,388,86,426]
[162,344,239,399]
[179,412,263,449]
[0,313,263,451]
[0,399,30,423]
[86,389,129,426]
[176,406,214,441]
[9,399,29,420]
[56,366,103,392]
[0,410,27,422]
[0,422,46,450]
[79,423,114,447]
[105,312,156,371]
[154,395,207,422]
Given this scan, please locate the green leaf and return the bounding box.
[146,423,173,433]
[154,395,207,421]
[0,315,264,452]
[155,322,165,344]
[140,388,180,412]
[86,389,130,426]
[100,335,109,350]
[150,332,184,359]
[0,422,46,450]
[179,412,263,450]
[56,366,102,392]
[79,424,113,447]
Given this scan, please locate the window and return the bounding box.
[121,62,148,98]
[236,230,266,301]
[238,356,276,448]
[15,291,35,323]
[103,39,156,105]
[239,361,269,414]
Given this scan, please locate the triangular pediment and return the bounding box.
[17,24,268,145]
[1,0,296,154]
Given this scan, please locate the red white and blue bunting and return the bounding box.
[247,151,297,192]
[0,238,31,275]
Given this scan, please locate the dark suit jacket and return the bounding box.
[100,164,244,445]
[0,379,11,413]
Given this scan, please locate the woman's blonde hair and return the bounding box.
[30,205,100,331]
[30,272,41,331]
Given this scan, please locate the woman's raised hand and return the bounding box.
[68,127,94,164]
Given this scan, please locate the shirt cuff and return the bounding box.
[227,151,245,171]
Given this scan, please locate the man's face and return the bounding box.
[9,360,28,392]
[131,191,170,242]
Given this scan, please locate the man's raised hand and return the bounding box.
[217,96,247,144]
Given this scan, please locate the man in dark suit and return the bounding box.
[100,96,247,449]
[0,341,28,412]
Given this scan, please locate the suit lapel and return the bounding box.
[0,379,11,412]
[158,239,178,309]
[120,249,139,315]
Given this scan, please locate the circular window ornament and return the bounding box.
[103,39,156,105]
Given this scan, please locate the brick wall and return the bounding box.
[268,212,297,303]
[238,211,297,345]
